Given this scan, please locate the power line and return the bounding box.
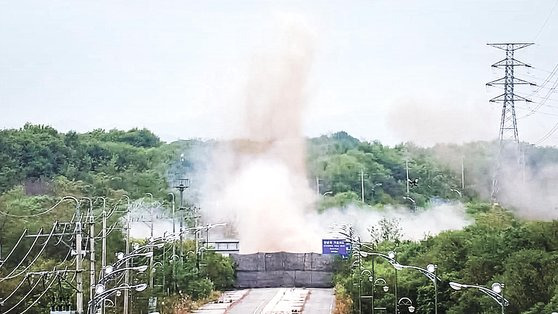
[536,121,558,144]
[0,197,78,218]
[19,271,60,314]
[534,0,558,41]
[0,230,28,268]
[0,224,57,282]
[520,71,558,119]
[0,228,44,282]
[527,64,558,95]
[2,273,43,313]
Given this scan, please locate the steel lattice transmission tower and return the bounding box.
[486,43,535,200]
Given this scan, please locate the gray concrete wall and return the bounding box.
[231,252,335,288]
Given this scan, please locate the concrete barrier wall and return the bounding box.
[231,252,335,288]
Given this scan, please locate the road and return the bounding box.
[303,288,335,314]
[227,288,279,314]
[226,288,335,314]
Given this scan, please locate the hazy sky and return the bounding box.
[1,0,558,146]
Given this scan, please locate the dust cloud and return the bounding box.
[387,97,497,146]
[431,142,558,220]
[318,202,472,244]
[198,15,320,253]
[193,15,475,253]
[496,152,558,220]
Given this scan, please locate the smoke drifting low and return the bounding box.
[431,143,558,221]
[317,203,472,244]
[497,154,558,220]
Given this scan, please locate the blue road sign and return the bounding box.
[322,239,350,256]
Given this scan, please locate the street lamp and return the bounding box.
[100,265,148,285]
[374,278,389,293]
[152,261,165,293]
[358,250,398,314]
[115,251,153,263]
[397,297,415,313]
[449,281,509,314]
[90,284,148,314]
[340,227,400,314]
[392,262,439,314]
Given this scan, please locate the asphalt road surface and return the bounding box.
[227,288,280,314]
[304,288,335,314]
[227,288,335,314]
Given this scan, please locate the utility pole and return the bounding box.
[360,170,365,203]
[192,206,201,272]
[89,212,95,308]
[81,198,95,309]
[149,202,154,291]
[168,193,176,294]
[144,193,155,306]
[487,43,535,201]
[123,196,131,314]
[100,198,107,314]
[315,177,320,196]
[461,157,465,190]
[175,179,189,263]
[405,160,410,196]
[75,204,84,314]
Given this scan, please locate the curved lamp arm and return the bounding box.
[450,282,509,307]
[392,263,441,283]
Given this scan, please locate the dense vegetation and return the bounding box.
[0,126,557,313]
[308,132,465,208]
[333,205,558,313]
[310,132,558,314]
[0,125,233,314]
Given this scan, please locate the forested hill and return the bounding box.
[308,131,558,210]
[0,123,171,197]
[1,126,558,313]
[308,131,463,208]
[4,125,558,209]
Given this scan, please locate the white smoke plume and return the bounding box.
[127,200,174,239]
[496,155,558,220]
[198,14,319,253]
[195,14,474,253]
[317,203,472,246]
[430,142,558,220]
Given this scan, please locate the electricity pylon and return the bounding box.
[486,43,535,201]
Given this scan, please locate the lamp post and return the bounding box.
[152,261,164,293]
[99,265,148,285]
[374,278,389,293]
[90,283,147,314]
[115,251,154,268]
[397,297,415,313]
[392,262,439,314]
[359,250,398,314]
[340,227,399,314]
[449,281,509,314]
